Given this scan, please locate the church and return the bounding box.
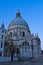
[0,10,41,61]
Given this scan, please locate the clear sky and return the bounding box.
[0,0,43,50]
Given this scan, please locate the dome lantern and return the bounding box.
[16,9,22,18]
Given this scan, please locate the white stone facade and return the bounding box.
[0,11,41,61]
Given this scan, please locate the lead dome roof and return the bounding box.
[8,10,29,28]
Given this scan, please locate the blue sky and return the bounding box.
[0,0,43,50]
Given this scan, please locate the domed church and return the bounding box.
[3,10,41,61]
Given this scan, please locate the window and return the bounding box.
[1,41,3,48]
[28,43,29,46]
[23,41,29,46]
[17,48,19,54]
[10,32,12,37]
[23,42,24,45]
[22,32,25,37]
[2,35,3,39]
[0,52,2,56]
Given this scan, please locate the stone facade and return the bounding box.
[0,11,41,61]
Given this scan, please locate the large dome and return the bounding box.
[8,10,29,28]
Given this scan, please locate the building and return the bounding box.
[0,23,6,56]
[0,11,41,61]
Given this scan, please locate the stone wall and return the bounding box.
[0,57,18,62]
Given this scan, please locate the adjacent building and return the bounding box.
[0,23,6,56]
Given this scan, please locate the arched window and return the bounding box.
[22,32,25,37]
[10,32,12,37]
[1,41,3,48]
[17,48,19,54]
[28,43,29,45]
[23,42,24,45]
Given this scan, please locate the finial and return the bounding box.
[35,34,36,36]
[16,9,22,18]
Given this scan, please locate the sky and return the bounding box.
[0,0,43,50]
